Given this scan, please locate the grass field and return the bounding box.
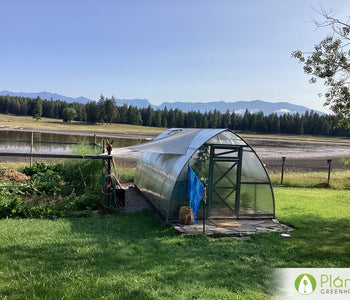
[2,113,350,144]
[269,169,350,189]
[0,188,349,299]
[0,114,165,135]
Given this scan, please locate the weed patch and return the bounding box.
[0,160,104,219]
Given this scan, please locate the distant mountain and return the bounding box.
[117,99,152,108]
[0,90,92,104]
[120,99,323,116]
[1,90,323,115]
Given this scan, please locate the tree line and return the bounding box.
[0,94,349,137]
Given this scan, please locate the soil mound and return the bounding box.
[0,169,30,182]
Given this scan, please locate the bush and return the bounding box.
[65,190,99,211]
[1,152,105,219]
[0,189,25,218]
[22,162,62,176]
[22,170,62,195]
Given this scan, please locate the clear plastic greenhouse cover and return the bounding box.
[111,128,203,155]
[121,128,275,222]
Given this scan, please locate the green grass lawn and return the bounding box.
[0,188,349,299]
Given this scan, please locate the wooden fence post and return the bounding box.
[94,134,96,152]
[30,131,34,167]
[327,159,332,186]
[280,156,286,186]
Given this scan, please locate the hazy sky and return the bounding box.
[1,0,349,112]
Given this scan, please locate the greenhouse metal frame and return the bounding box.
[133,128,275,222]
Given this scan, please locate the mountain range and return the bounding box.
[0,90,91,104]
[0,90,323,115]
[117,99,321,115]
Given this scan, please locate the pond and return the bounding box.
[1,130,350,167]
[0,130,147,154]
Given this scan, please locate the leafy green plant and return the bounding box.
[22,162,62,176]
[0,146,106,219]
[191,144,210,180]
[22,170,62,195]
[66,191,99,211]
[0,188,25,218]
[341,158,350,169]
[25,204,61,219]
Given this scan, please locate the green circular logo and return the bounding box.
[295,273,317,295]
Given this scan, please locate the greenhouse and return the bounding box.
[130,128,275,222]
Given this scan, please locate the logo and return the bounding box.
[295,273,317,295]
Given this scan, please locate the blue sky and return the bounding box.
[1,0,349,112]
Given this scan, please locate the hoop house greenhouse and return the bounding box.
[131,128,275,222]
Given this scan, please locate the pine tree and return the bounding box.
[105,96,117,124]
[32,97,42,121]
[97,95,106,123]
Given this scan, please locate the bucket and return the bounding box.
[179,206,193,225]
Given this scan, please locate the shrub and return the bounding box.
[22,162,62,176]
[1,146,105,219]
[22,170,62,195]
[0,189,25,218]
[65,190,100,211]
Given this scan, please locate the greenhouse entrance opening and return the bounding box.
[209,145,242,218]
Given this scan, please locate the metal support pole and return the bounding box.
[107,143,113,175]
[202,181,207,235]
[203,196,206,235]
[107,158,111,175]
[327,159,332,186]
[281,156,286,186]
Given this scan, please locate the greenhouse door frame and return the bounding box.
[208,144,243,218]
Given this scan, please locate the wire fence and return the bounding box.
[263,157,347,172]
[263,156,350,187]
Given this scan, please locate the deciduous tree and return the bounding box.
[62,107,77,123]
[292,7,350,127]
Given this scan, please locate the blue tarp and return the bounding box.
[187,165,204,223]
